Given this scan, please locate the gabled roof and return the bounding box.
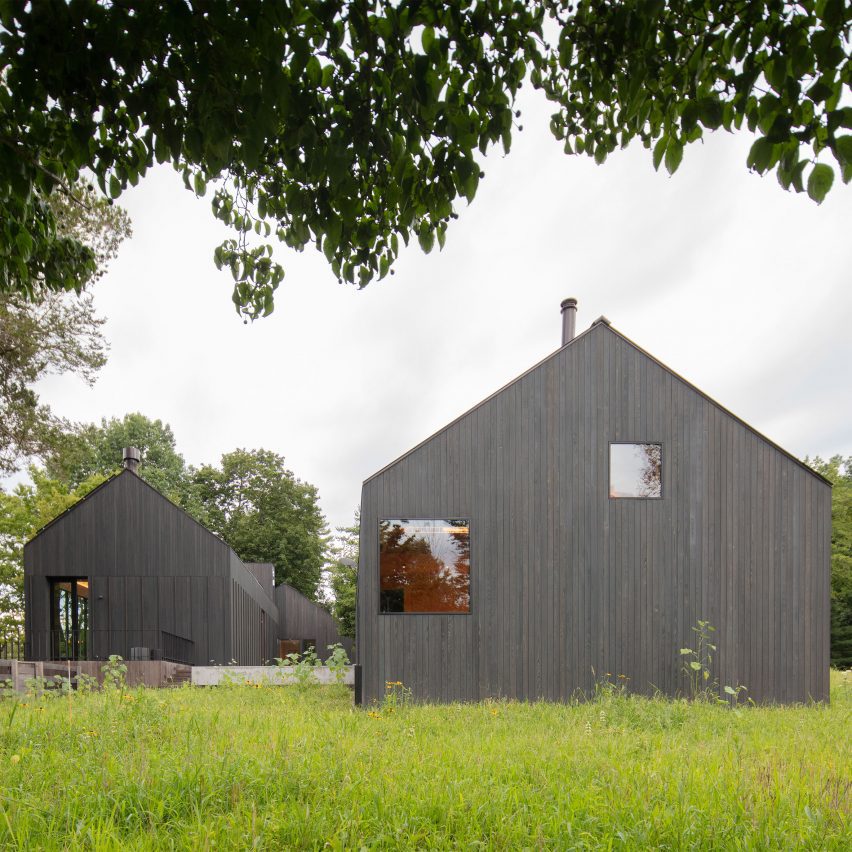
[27,468,227,544]
[26,468,280,603]
[26,470,124,543]
[364,318,831,487]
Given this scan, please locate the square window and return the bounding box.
[379,519,470,613]
[610,443,662,498]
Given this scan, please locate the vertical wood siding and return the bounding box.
[228,551,279,664]
[275,584,354,661]
[357,323,831,705]
[24,471,274,665]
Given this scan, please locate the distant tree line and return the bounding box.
[807,456,852,669]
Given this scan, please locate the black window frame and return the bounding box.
[608,441,664,500]
[49,577,91,661]
[377,517,473,615]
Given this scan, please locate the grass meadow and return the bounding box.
[1,671,849,850]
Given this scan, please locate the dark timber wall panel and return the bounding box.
[228,552,279,664]
[357,323,831,705]
[24,471,253,665]
[275,584,354,661]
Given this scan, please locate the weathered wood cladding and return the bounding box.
[24,471,278,665]
[229,552,278,664]
[245,562,275,599]
[357,323,831,705]
[275,584,354,661]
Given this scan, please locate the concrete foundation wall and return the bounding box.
[191,665,354,686]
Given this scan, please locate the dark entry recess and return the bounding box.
[50,577,89,660]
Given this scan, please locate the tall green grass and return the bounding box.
[1,672,849,849]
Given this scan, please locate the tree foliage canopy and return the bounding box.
[326,509,359,638]
[45,412,189,500]
[2,1,848,319]
[0,180,129,474]
[808,455,852,668]
[187,449,329,598]
[0,468,107,633]
[0,291,106,474]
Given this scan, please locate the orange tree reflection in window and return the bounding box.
[379,519,470,613]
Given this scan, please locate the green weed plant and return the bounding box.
[325,643,350,685]
[275,647,320,689]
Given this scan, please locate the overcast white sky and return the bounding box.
[29,86,852,532]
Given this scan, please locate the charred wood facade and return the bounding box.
[24,471,326,665]
[357,320,831,705]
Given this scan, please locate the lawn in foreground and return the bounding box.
[1,673,849,849]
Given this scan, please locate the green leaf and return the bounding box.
[835,136,852,169]
[664,139,683,175]
[421,26,435,54]
[558,34,573,68]
[306,56,321,87]
[417,227,434,254]
[747,137,775,173]
[109,175,121,199]
[681,102,699,134]
[689,661,702,671]
[791,161,808,193]
[724,685,736,696]
[806,163,834,203]
[697,98,723,130]
[15,229,32,262]
[323,235,336,263]
[652,136,667,171]
[679,649,693,655]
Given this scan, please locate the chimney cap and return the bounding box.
[122,446,141,473]
[560,298,578,346]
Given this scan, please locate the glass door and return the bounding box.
[50,578,90,660]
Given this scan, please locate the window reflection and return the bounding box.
[379,519,470,613]
[610,443,662,498]
[50,578,89,660]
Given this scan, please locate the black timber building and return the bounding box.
[357,303,831,704]
[24,461,350,665]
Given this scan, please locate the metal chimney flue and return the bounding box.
[561,298,578,345]
[123,446,141,474]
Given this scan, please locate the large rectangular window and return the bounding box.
[379,519,470,613]
[610,443,662,498]
[50,578,90,660]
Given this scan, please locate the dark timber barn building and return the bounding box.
[357,301,831,705]
[24,455,350,666]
